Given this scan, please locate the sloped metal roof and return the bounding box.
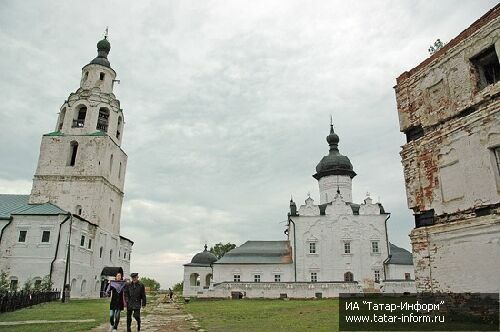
[0,194,66,219]
[387,243,413,265]
[214,241,292,264]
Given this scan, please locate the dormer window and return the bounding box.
[100,72,105,80]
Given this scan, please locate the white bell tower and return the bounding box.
[29,34,127,235]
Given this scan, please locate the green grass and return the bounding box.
[0,298,109,332]
[184,299,340,332]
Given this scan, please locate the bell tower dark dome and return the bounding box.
[313,123,356,180]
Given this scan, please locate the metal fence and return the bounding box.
[0,290,61,313]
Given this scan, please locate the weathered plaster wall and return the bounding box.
[395,5,500,293]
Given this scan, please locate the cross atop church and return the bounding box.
[104,26,109,38]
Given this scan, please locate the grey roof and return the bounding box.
[215,241,292,264]
[185,246,218,267]
[0,194,66,219]
[387,243,413,265]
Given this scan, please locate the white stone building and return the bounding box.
[0,36,133,298]
[183,124,415,298]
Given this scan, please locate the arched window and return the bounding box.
[344,272,354,282]
[97,107,109,132]
[72,106,87,128]
[81,280,87,293]
[109,154,113,175]
[205,274,213,287]
[110,249,113,262]
[68,141,78,166]
[99,246,103,258]
[57,108,66,131]
[116,116,122,139]
[70,278,77,291]
[190,273,200,287]
[75,205,82,215]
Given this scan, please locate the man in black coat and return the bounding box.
[125,273,147,332]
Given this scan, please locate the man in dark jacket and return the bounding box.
[125,273,146,332]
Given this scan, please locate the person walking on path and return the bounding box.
[106,272,126,332]
[168,288,173,302]
[125,273,147,332]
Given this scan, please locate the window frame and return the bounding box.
[233,274,241,282]
[18,230,27,243]
[254,274,261,283]
[41,230,50,243]
[374,270,380,283]
[344,241,351,254]
[308,241,317,254]
[371,241,380,254]
[80,235,86,247]
[274,274,281,282]
[310,272,318,283]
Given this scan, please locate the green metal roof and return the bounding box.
[215,241,292,264]
[0,194,66,219]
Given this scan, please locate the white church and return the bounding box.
[0,36,133,298]
[183,124,415,298]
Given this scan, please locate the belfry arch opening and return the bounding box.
[97,107,109,132]
[57,108,66,131]
[73,106,87,128]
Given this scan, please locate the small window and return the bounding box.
[75,205,82,215]
[68,141,78,166]
[100,72,105,80]
[374,270,380,283]
[309,242,316,254]
[41,231,50,243]
[233,274,240,282]
[110,249,113,261]
[84,71,89,81]
[118,162,122,179]
[18,230,27,243]
[80,235,85,247]
[254,274,261,283]
[10,279,18,291]
[344,272,354,282]
[471,46,500,90]
[274,274,281,282]
[88,238,92,249]
[99,246,103,258]
[310,272,318,283]
[123,251,126,259]
[405,273,411,281]
[493,147,500,176]
[344,241,351,254]
[371,241,379,254]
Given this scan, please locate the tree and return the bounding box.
[140,277,160,292]
[428,39,445,55]
[172,281,183,293]
[209,242,236,259]
[23,278,32,292]
[0,271,9,293]
[40,275,53,291]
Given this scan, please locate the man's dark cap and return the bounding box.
[131,273,138,278]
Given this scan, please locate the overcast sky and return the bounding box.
[0,0,496,288]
